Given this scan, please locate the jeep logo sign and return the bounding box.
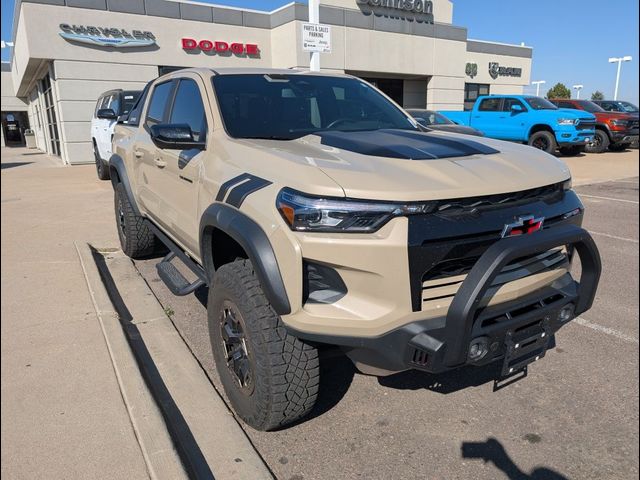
[356,0,433,14]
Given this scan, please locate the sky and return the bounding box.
[1,0,638,103]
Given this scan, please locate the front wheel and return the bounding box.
[208,259,319,431]
[528,131,557,154]
[585,129,610,154]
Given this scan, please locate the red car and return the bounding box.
[551,99,639,153]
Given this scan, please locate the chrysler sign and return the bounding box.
[357,0,434,15]
[59,24,156,48]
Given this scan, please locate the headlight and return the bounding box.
[276,188,435,233]
[610,119,628,127]
[562,178,573,191]
[557,118,577,126]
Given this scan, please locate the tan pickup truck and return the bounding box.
[110,68,601,431]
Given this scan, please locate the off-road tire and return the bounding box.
[608,143,630,152]
[114,182,156,258]
[559,145,584,156]
[208,259,319,431]
[585,129,610,154]
[94,141,110,181]
[528,130,557,154]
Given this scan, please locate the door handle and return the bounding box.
[154,158,167,168]
[134,150,143,158]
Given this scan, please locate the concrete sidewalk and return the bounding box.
[0,148,151,479]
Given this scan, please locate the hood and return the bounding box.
[238,130,571,202]
[555,108,596,120]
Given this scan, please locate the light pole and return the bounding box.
[608,56,632,100]
[308,0,320,72]
[572,85,584,99]
[531,80,546,97]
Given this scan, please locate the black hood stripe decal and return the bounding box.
[316,129,499,160]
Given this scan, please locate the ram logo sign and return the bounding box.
[59,24,157,48]
[489,62,523,79]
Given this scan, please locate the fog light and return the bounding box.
[558,304,575,323]
[468,337,490,362]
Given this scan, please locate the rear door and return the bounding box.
[471,97,504,138]
[155,74,209,254]
[134,79,177,220]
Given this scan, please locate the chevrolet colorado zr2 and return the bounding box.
[109,68,601,431]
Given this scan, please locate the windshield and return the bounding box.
[577,101,605,113]
[212,74,418,140]
[619,101,639,113]
[407,110,453,125]
[525,97,558,110]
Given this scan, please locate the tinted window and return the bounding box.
[212,74,417,140]
[127,84,150,126]
[169,79,207,142]
[122,91,141,115]
[525,97,558,110]
[577,101,605,113]
[618,101,639,113]
[478,98,501,111]
[556,101,576,109]
[146,81,175,124]
[503,98,526,111]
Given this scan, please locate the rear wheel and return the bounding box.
[208,259,319,431]
[528,131,557,154]
[114,182,156,258]
[559,145,584,156]
[94,141,110,181]
[585,129,610,154]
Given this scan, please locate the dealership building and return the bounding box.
[1,0,532,164]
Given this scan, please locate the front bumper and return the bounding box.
[289,224,601,374]
[611,128,639,145]
[554,125,594,146]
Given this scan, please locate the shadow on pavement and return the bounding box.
[462,438,569,479]
[378,361,501,393]
[1,161,34,170]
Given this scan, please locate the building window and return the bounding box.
[464,83,490,110]
[41,74,60,156]
[158,66,188,76]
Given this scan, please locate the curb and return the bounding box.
[75,242,188,480]
[82,245,274,480]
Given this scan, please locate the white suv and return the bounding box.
[91,89,141,180]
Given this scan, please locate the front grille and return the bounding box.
[421,249,568,311]
[433,183,563,216]
[576,119,596,130]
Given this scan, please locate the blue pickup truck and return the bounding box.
[440,95,596,155]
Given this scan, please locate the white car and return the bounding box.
[91,89,141,180]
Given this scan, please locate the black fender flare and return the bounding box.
[200,203,291,315]
[109,154,142,216]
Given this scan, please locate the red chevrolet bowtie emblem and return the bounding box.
[502,215,545,238]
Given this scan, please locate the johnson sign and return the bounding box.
[182,38,259,56]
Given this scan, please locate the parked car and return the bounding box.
[440,96,596,156]
[550,99,639,153]
[110,68,601,431]
[91,89,141,180]
[593,100,639,116]
[406,109,484,136]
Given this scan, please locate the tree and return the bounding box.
[591,91,605,101]
[546,83,571,99]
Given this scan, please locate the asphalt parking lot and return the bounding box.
[134,174,639,480]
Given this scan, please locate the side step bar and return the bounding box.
[145,220,208,296]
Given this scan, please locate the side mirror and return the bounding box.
[511,104,525,113]
[149,124,205,150]
[97,108,118,120]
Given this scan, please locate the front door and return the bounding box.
[154,75,209,255]
[499,98,529,141]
